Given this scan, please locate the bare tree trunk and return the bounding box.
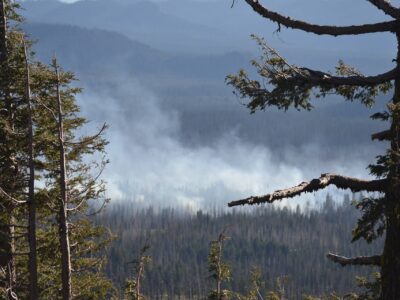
[136,266,142,300]
[55,60,72,300]
[216,242,221,299]
[381,31,400,300]
[23,41,38,300]
[0,0,7,63]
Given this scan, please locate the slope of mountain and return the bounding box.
[22,0,234,54]
[26,22,254,90]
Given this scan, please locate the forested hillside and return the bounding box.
[98,196,382,299]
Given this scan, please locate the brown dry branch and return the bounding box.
[327,253,381,266]
[228,173,386,207]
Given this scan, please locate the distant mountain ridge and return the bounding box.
[22,0,233,54]
[24,22,250,82]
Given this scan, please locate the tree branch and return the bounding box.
[65,123,107,146]
[244,0,398,36]
[0,187,27,204]
[228,173,387,207]
[371,129,391,141]
[296,66,398,87]
[327,252,381,266]
[368,0,400,19]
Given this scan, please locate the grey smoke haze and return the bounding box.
[76,75,384,210]
[21,0,394,209]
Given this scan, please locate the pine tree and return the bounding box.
[226,1,400,299]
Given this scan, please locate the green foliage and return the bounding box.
[226,35,391,113]
[352,197,386,243]
[355,272,381,300]
[343,273,381,300]
[236,267,264,300]
[26,58,112,298]
[266,276,289,300]
[208,230,232,300]
[124,244,152,300]
[226,35,313,112]
[124,279,138,300]
[0,1,114,298]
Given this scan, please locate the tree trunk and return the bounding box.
[55,61,72,300]
[0,0,7,63]
[381,31,400,300]
[136,266,142,300]
[381,210,400,300]
[24,42,38,300]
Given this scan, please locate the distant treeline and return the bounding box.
[97,195,382,299]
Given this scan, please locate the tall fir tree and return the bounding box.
[0,1,32,297]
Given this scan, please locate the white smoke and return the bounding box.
[77,75,378,211]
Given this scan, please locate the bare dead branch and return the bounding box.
[244,0,398,36]
[10,234,27,240]
[327,252,381,266]
[228,173,387,207]
[82,197,108,217]
[0,187,27,204]
[11,252,29,256]
[0,224,28,228]
[65,123,107,146]
[367,0,400,19]
[68,164,106,212]
[35,98,58,122]
[372,129,391,141]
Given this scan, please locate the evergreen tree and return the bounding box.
[0,1,34,297]
[30,56,112,299]
[208,229,231,300]
[124,243,151,300]
[227,2,400,298]
[0,1,113,298]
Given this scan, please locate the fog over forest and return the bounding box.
[21,0,395,209]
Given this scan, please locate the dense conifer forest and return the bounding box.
[98,195,382,299]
